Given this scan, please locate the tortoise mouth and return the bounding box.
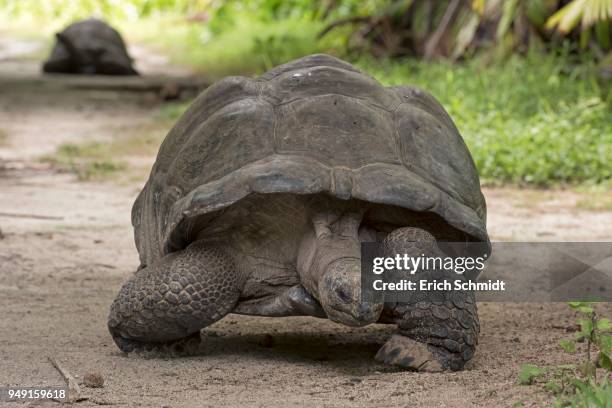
[322,295,384,327]
[325,304,382,327]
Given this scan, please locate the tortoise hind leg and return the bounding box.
[108,241,241,352]
[375,227,479,371]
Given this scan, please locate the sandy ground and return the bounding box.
[0,34,611,408]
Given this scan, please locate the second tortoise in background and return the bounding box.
[43,18,138,76]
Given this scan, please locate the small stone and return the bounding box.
[83,372,105,388]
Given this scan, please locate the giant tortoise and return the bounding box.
[43,18,138,75]
[108,54,489,371]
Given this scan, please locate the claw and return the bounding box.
[110,331,202,355]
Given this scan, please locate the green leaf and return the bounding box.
[546,0,587,33]
[572,378,590,391]
[560,339,577,353]
[579,318,595,338]
[525,0,553,27]
[518,364,545,385]
[569,376,612,407]
[452,12,480,59]
[496,0,519,40]
[599,334,612,354]
[574,378,603,406]
[471,0,485,15]
[547,0,612,33]
[595,20,611,49]
[599,351,612,371]
[569,301,591,309]
[596,318,612,331]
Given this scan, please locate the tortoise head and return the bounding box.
[318,256,384,327]
[299,210,384,327]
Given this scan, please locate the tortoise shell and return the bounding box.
[43,18,137,75]
[133,54,489,267]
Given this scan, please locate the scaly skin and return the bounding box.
[108,241,241,352]
[376,227,479,371]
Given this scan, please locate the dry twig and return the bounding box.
[48,356,87,403]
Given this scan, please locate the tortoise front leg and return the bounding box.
[108,241,241,352]
[376,227,479,371]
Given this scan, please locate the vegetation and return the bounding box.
[128,10,325,78]
[518,302,612,406]
[42,119,169,181]
[42,142,128,181]
[2,0,610,59]
[576,189,612,211]
[316,0,612,59]
[361,53,611,186]
[1,0,610,186]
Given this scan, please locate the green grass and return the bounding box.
[357,54,611,187]
[42,120,170,181]
[43,142,128,181]
[156,100,190,122]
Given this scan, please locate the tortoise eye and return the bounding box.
[336,287,351,303]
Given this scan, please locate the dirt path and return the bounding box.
[0,35,611,408]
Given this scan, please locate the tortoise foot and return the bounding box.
[375,334,446,372]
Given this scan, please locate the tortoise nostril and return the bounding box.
[357,303,372,316]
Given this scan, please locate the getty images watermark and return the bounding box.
[371,251,506,292]
[361,242,612,302]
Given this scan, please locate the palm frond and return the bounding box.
[546,0,612,33]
